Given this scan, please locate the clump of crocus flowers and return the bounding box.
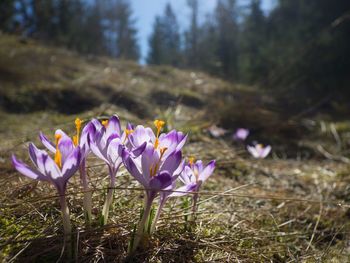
[11,115,216,256]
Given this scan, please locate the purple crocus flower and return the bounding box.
[128,120,187,159]
[151,158,216,232]
[12,136,81,247]
[208,124,227,138]
[90,115,144,225]
[39,118,96,223]
[247,143,271,158]
[121,122,184,252]
[233,128,249,141]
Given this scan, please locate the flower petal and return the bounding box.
[106,133,120,145]
[122,149,147,186]
[176,133,187,152]
[169,183,197,197]
[90,129,109,162]
[131,141,146,157]
[194,160,204,173]
[179,165,193,184]
[160,150,182,175]
[149,171,172,190]
[129,125,155,148]
[141,143,158,181]
[106,115,121,138]
[28,143,48,174]
[91,118,103,131]
[43,154,62,180]
[58,135,75,163]
[39,132,56,153]
[12,155,47,181]
[55,129,70,138]
[247,145,259,158]
[62,146,81,177]
[107,138,122,165]
[198,160,216,182]
[90,140,108,163]
[80,121,96,151]
[261,145,271,158]
[126,122,134,130]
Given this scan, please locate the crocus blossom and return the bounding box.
[233,128,249,141]
[9,116,218,257]
[12,137,81,250]
[90,115,144,225]
[128,120,187,158]
[151,158,216,232]
[121,120,185,252]
[247,143,271,158]
[39,118,96,223]
[208,124,227,138]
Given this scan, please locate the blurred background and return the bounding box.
[1,0,349,98]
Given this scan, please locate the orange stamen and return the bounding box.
[125,128,134,137]
[54,134,62,168]
[102,120,109,128]
[73,118,82,146]
[123,128,134,143]
[153,119,165,149]
[149,147,168,177]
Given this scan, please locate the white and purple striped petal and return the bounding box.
[12,155,47,181]
[247,144,271,159]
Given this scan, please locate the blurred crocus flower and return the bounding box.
[90,115,144,225]
[151,158,215,232]
[12,137,81,247]
[39,119,96,223]
[122,120,184,252]
[208,124,227,138]
[233,128,249,141]
[247,143,271,159]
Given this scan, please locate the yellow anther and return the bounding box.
[75,118,82,130]
[54,134,62,168]
[102,120,109,128]
[154,119,165,132]
[153,119,165,149]
[73,135,78,146]
[149,147,168,177]
[124,128,134,137]
[55,134,62,145]
[123,128,134,143]
[154,138,159,149]
[160,147,167,156]
[189,157,195,166]
[73,118,82,146]
[257,144,263,149]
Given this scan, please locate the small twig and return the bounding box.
[317,145,350,164]
[330,123,342,150]
[306,198,323,251]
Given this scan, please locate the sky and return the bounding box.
[130,0,275,63]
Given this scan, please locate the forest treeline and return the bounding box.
[1,0,350,103]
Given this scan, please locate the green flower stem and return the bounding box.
[101,166,116,225]
[130,195,153,253]
[80,159,92,224]
[59,194,72,258]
